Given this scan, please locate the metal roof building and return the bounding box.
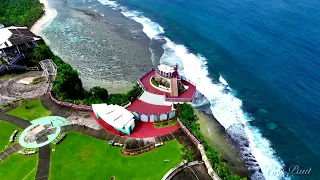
[0,26,40,50]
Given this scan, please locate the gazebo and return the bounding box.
[39,59,58,79]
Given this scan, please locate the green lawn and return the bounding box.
[50,132,181,180]
[0,121,21,152]
[0,153,37,180]
[6,99,51,121]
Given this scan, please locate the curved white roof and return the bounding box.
[92,104,134,130]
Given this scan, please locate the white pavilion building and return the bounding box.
[92,104,135,134]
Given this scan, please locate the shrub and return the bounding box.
[32,77,44,84]
[89,87,109,101]
[180,144,194,162]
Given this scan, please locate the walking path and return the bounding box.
[60,124,177,145]
[0,144,22,162]
[0,112,31,129]
[36,145,50,180]
[163,161,212,180]
[40,95,75,118]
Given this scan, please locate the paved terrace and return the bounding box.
[90,112,179,138]
[139,70,196,100]
[126,99,172,114]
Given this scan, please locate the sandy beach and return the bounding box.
[196,111,249,178]
[30,0,57,35]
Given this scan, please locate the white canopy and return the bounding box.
[92,104,135,130]
[158,64,175,73]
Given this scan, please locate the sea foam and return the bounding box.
[98,0,286,179]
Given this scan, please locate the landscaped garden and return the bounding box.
[6,99,51,121]
[0,121,21,152]
[0,153,37,180]
[49,132,181,180]
[154,119,178,128]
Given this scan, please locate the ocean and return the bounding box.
[42,0,320,179]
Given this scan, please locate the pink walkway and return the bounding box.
[140,70,196,100]
[90,112,180,138]
[126,99,172,114]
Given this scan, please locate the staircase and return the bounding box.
[0,53,26,73]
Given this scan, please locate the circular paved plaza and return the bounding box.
[19,116,69,148]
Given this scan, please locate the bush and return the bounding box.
[22,99,31,109]
[178,103,246,180]
[180,144,194,162]
[32,77,44,84]
[89,87,109,101]
[1,102,12,109]
[33,44,54,61]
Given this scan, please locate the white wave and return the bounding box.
[98,0,119,8]
[97,0,286,179]
[121,11,164,39]
[219,74,229,86]
[100,13,105,17]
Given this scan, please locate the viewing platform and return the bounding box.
[138,69,196,102]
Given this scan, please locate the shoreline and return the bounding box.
[29,0,250,178]
[196,111,249,178]
[30,0,57,35]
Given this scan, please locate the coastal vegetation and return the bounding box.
[50,132,181,179]
[52,55,143,106]
[0,0,44,28]
[33,43,143,106]
[6,99,51,121]
[178,103,246,180]
[180,144,194,162]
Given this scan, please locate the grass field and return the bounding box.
[0,121,21,152]
[0,153,37,180]
[6,99,51,121]
[50,132,181,180]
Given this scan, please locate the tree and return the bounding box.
[180,144,194,162]
[51,61,84,100]
[0,0,44,28]
[89,86,109,101]
[22,98,31,109]
[33,44,53,61]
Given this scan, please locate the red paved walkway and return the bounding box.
[140,70,196,100]
[126,99,172,114]
[90,112,180,138]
